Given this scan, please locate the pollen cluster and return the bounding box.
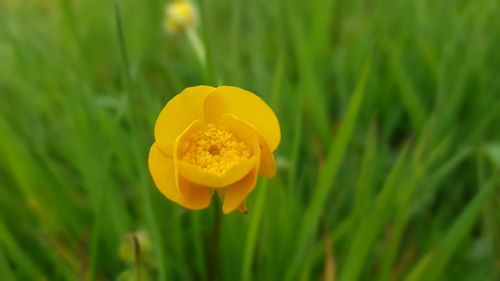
[181,124,252,175]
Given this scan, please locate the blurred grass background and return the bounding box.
[0,0,499,280]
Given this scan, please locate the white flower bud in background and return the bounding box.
[164,0,198,34]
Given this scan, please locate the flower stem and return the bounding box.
[207,201,221,281]
[187,29,206,68]
[132,234,142,281]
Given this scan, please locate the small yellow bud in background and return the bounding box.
[117,230,154,280]
[164,0,198,34]
[118,230,153,265]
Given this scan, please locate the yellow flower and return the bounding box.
[164,0,198,34]
[149,86,280,214]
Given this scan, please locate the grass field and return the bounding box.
[0,0,499,280]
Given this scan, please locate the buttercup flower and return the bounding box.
[149,86,280,214]
[164,0,198,34]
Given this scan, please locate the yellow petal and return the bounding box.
[217,113,259,146]
[203,86,281,151]
[173,119,206,193]
[177,176,214,210]
[148,143,181,203]
[155,86,215,155]
[237,199,248,214]
[222,166,259,214]
[177,156,258,188]
[149,143,213,210]
[258,138,277,177]
[219,114,276,178]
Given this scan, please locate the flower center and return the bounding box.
[181,123,251,175]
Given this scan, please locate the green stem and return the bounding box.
[207,201,221,281]
[187,29,206,68]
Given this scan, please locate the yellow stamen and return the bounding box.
[181,124,252,175]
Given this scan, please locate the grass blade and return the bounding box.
[339,145,409,281]
[404,175,499,281]
[285,57,372,280]
[241,181,269,281]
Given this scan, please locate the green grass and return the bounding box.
[0,0,499,280]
